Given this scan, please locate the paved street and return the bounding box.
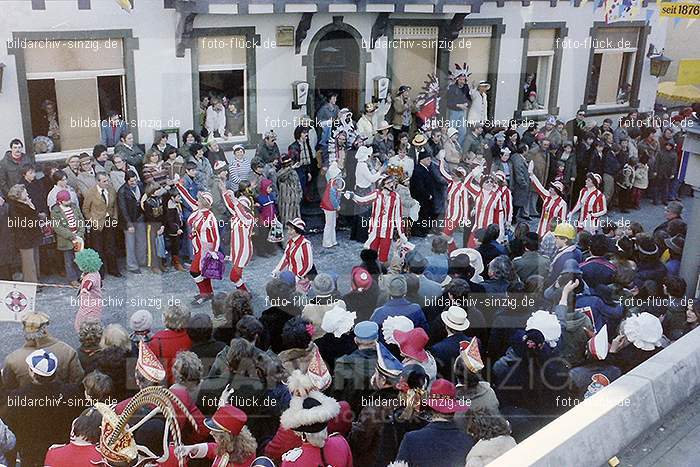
[0,195,695,353]
[616,388,700,467]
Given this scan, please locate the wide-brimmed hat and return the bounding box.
[398,85,412,94]
[287,217,306,235]
[377,120,391,131]
[204,405,248,435]
[622,312,662,351]
[199,191,214,206]
[441,306,470,331]
[394,328,429,363]
[477,80,491,91]
[665,235,685,254]
[588,324,609,360]
[550,181,565,196]
[525,310,562,348]
[412,134,428,146]
[637,237,659,256]
[423,379,469,414]
[26,349,58,377]
[451,248,484,282]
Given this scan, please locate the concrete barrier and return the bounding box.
[489,326,700,467]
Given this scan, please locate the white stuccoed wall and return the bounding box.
[0,2,668,155]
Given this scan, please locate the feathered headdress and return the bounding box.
[449,63,471,82]
[95,386,197,467]
[415,73,441,126]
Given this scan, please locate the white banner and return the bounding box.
[0,280,37,322]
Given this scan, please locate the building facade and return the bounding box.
[0,0,667,159]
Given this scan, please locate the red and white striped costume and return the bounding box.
[497,185,513,226]
[531,175,568,238]
[276,234,314,279]
[223,190,254,288]
[572,187,607,232]
[176,183,220,296]
[438,162,469,251]
[465,173,504,247]
[354,189,405,262]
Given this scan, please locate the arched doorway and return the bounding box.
[308,26,362,117]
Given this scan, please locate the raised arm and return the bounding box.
[176,182,198,211]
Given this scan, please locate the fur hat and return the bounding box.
[281,370,340,433]
[313,273,336,296]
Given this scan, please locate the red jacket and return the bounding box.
[44,442,102,466]
[149,329,192,384]
[280,435,353,467]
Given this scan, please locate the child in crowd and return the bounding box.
[631,153,649,209]
[165,187,186,271]
[74,248,103,332]
[616,156,636,213]
[255,178,279,257]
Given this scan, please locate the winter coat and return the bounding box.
[465,435,517,467]
[573,290,624,332]
[278,343,319,375]
[276,165,302,224]
[410,163,437,214]
[117,181,145,227]
[316,332,357,373]
[513,251,551,283]
[1,335,85,391]
[4,381,82,467]
[657,146,679,179]
[342,286,380,322]
[0,418,16,467]
[189,155,213,188]
[431,332,471,380]
[51,203,86,251]
[148,329,192,385]
[396,420,475,467]
[454,382,500,434]
[510,152,530,207]
[23,179,49,214]
[260,306,298,354]
[634,259,668,287]
[0,202,14,266]
[580,256,617,289]
[347,388,404,467]
[467,87,488,124]
[114,143,145,170]
[553,303,592,367]
[0,151,34,195]
[333,348,377,412]
[446,83,471,111]
[7,199,43,250]
[255,141,281,165]
[526,147,549,185]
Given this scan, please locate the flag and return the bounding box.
[0,280,37,322]
[604,0,641,23]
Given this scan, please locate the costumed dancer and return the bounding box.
[278,370,353,467]
[493,170,513,228]
[320,161,344,248]
[95,386,197,467]
[223,190,254,291]
[74,248,103,333]
[528,160,568,238]
[176,181,220,305]
[272,217,315,289]
[569,172,607,233]
[176,400,257,467]
[346,175,408,264]
[436,150,470,252]
[464,164,505,247]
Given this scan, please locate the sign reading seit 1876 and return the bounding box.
[659,2,700,18]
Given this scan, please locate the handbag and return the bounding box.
[267,216,284,243]
[155,234,167,259]
[200,251,225,280]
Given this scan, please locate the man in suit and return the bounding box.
[117,170,147,274]
[100,110,127,148]
[82,172,121,277]
[513,232,551,283]
[410,150,437,237]
[430,306,472,380]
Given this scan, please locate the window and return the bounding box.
[521,29,556,115]
[390,26,439,94]
[586,27,640,107]
[24,39,125,153]
[449,25,492,84]
[197,36,248,141]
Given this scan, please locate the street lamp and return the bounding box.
[647,44,672,78]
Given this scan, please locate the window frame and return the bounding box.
[514,22,568,122]
[580,21,650,117]
[8,29,138,161]
[191,27,261,150]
